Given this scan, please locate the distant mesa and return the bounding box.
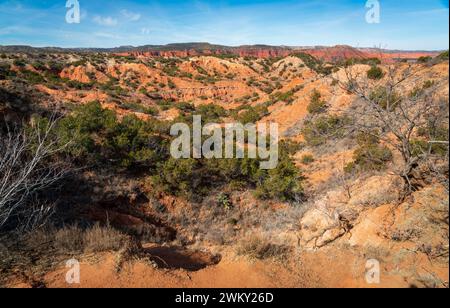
[0,43,441,62]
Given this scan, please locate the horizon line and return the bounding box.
[0,43,446,53]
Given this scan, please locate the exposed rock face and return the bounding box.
[113,45,439,62]
[115,47,292,59]
[299,207,344,250]
[60,63,109,83]
[302,45,368,62]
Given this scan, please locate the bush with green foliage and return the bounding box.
[233,105,269,124]
[418,56,432,63]
[345,132,393,173]
[20,70,46,85]
[254,153,304,201]
[302,115,350,146]
[367,66,385,80]
[54,102,304,202]
[293,53,332,75]
[152,149,303,202]
[13,59,26,67]
[0,63,15,80]
[121,102,159,116]
[217,192,233,210]
[301,154,315,164]
[307,89,328,114]
[437,50,449,61]
[195,104,228,123]
[270,90,296,104]
[411,124,449,157]
[368,87,402,111]
[56,101,169,168]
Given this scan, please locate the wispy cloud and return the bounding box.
[93,15,118,27]
[121,9,141,21]
[94,32,121,39]
[141,27,151,35]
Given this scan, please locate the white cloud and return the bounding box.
[141,27,151,35]
[121,9,141,21]
[94,32,120,39]
[93,15,118,26]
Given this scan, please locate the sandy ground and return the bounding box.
[8,245,435,289]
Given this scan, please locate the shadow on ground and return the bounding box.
[144,246,221,271]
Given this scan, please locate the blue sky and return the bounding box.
[0,0,448,50]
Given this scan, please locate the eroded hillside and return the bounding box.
[0,50,448,288]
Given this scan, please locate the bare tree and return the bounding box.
[0,116,70,233]
[337,63,449,195]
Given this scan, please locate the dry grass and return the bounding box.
[236,234,291,261]
[83,224,128,253]
[0,224,130,285]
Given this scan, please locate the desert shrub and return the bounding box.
[368,87,402,111]
[153,152,303,202]
[236,234,291,260]
[121,102,159,116]
[151,158,203,199]
[56,101,169,168]
[0,63,15,80]
[20,70,45,85]
[302,115,350,146]
[168,79,176,89]
[0,117,70,233]
[307,89,328,114]
[255,153,304,201]
[410,80,436,99]
[56,101,116,158]
[105,115,170,168]
[345,132,393,173]
[155,99,173,110]
[66,79,94,90]
[13,59,26,67]
[270,90,296,104]
[233,105,269,124]
[301,154,315,164]
[176,101,196,113]
[195,104,228,123]
[293,53,332,75]
[412,124,449,157]
[279,139,303,155]
[367,66,385,80]
[437,50,449,61]
[418,56,432,63]
[216,192,232,210]
[343,57,381,67]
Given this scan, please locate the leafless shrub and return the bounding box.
[338,64,449,196]
[0,115,70,233]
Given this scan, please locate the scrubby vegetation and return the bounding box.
[152,150,304,202]
[0,50,448,288]
[55,101,171,168]
[307,89,328,114]
[345,132,393,173]
[367,65,385,80]
[301,115,350,146]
